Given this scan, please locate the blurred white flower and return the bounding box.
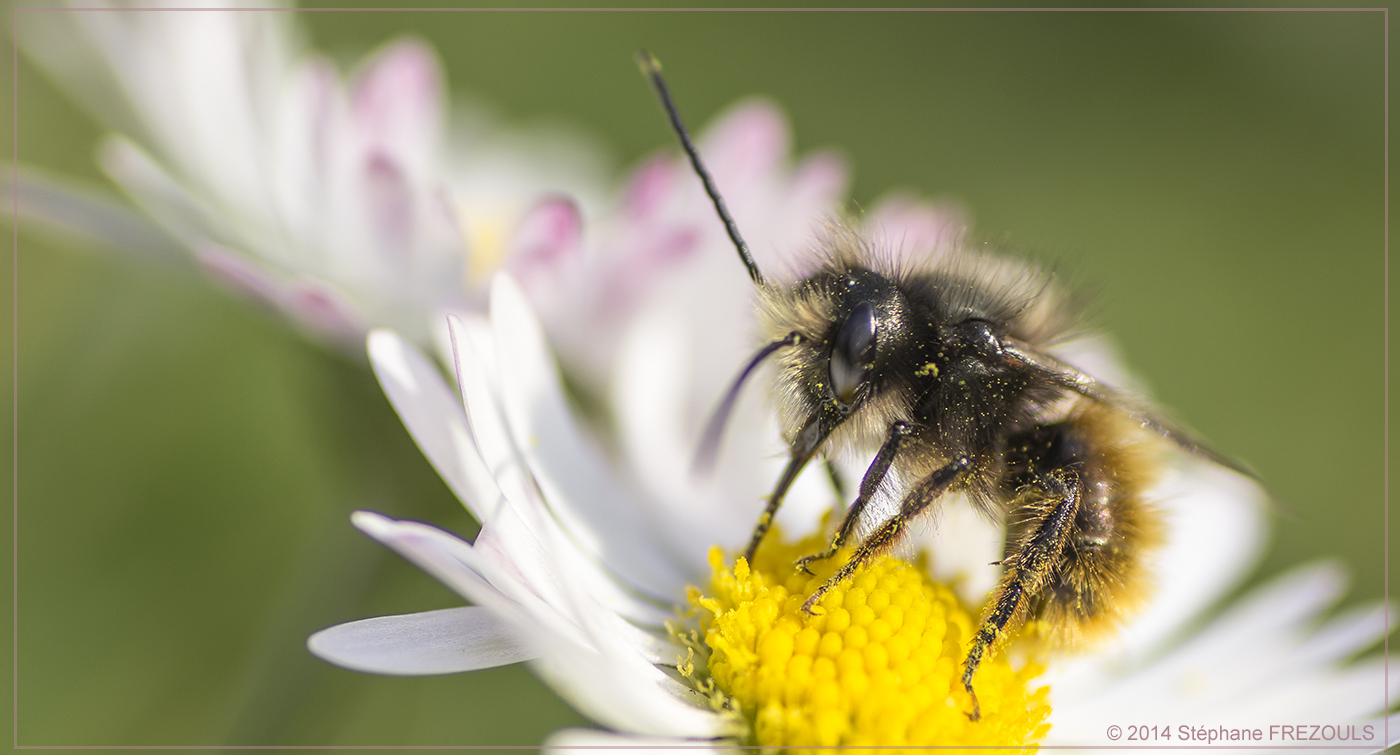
[13,1,609,350]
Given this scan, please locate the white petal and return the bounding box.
[473,506,681,656]
[1115,460,1268,658]
[1224,655,1396,724]
[352,509,537,630]
[351,511,583,647]
[268,55,336,261]
[1293,602,1395,669]
[354,513,721,737]
[479,515,720,736]
[368,329,484,513]
[1157,561,1346,671]
[446,313,524,511]
[353,510,682,684]
[75,7,286,228]
[612,306,831,566]
[1046,562,1377,743]
[530,651,721,740]
[99,136,226,248]
[447,315,676,625]
[489,275,691,598]
[613,309,753,561]
[2,163,185,263]
[307,607,536,675]
[348,418,715,735]
[350,510,650,677]
[543,728,733,753]
[350,510,701,733]
[525,553,723,738]
[913,496,1005,606]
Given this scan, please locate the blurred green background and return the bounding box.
[3,5,1388,747]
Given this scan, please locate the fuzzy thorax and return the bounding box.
[754,231,1079,468]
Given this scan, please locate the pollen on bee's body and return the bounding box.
[687,535,1051,753]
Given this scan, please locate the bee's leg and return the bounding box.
[797,421,913,574]
[801,454,969,614]
[743,453,813,563]
[962,474,1080,722]
[744,414,836,563]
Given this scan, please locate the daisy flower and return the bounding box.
[307,58,1392,746]
[14,0,608,350]
[310,265,1396,749]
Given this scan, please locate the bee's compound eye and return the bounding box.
[830,301,877,405]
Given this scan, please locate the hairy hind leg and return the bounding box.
[962,473,1080,721]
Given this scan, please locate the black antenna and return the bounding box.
[637,51,767,290]
[692,333,800,476]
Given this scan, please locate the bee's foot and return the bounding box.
[801,575,837,615]
[793,550,834,576]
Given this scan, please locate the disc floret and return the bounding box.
[687,536,1051,752]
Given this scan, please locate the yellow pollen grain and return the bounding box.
[691,535,1051,753]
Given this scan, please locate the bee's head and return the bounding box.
[813,268,909,412]
[761,265,922,456]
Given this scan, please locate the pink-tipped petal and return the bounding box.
[789,149,851,211]
[195,242,286,309]
[866,193,969,261]
[506,195,583,288]
[621,154,678,219]
[363,151,415,255]
[596,227,702,320]
[699,99,789,189]
[352,39,442,157]
[286,278,365,342]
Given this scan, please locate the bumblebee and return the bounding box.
[638,53,1251,720]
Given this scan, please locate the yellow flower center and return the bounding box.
[685,534,1051,752]
[457,204,515,284]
